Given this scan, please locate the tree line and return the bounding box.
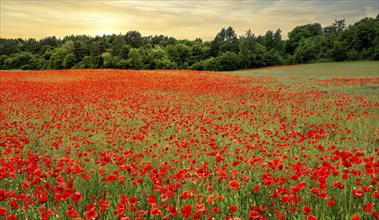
[0,15,378,71]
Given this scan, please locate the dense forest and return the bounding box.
[0,15,378,71]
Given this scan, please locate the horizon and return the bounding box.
[1,0,378,41]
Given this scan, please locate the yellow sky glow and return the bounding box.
[1,0,378,40]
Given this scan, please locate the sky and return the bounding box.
[1,0,378,41]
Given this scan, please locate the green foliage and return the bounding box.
[63,53,76,69]
[239,30,256,69]
[125,30,143,48]
[147,46,177,69]
[286,23,322,54]
[0,38,21,55]
[202,57,219,71]
[264,49,284,66]
[0,15,377,70]
[324,19,346,34]
[126,48,144,70]
[189,61,204,70]
[238,30,268,68]
[167,43,190,69]
[188,42,211,66]
[75,56,103,68]
[340,17,379,60]
[328,41,348,61]
[216,51,240,71]
[1,52,40,69]
[294,37,320,63]
[111,35,126,56]
[101,52,115,68]
[120,45,131,59]
[211,26,239,56]
[50,47,67,69]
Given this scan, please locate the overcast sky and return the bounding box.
[1,0,378,40]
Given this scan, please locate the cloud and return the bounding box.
[1,0,378,40]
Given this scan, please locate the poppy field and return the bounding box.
[0,62,378,220]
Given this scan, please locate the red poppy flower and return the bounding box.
[327,198,335,207]
[38,196,48,204]
[229,180,240,190]
[56,176,65,185]
[193,212,202,220]
[6,214,16,220]
[216,154,224,163]
[253,185,260,192]
[195,203,205,212]
[332,182,345,189]
[230,205,237,215]
[72,192,82,203]
[352,189,364,198]
[67,208,79,217]
[21,180,30,189]
[0,206,7,216]
[181,204,192,219]
[169,206,178,217]
[98,199,109,209]
[363,203,372,212]
[303,206,312,216]
[129,197,138,204]
[150,207,161,216]
[84,208,98,220]
[351,214,360,220]
[249,210,259,219]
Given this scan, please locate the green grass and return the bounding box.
[231,61,379,79]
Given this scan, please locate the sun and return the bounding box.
[95,17,115,36]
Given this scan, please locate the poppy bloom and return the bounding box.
[230,205,237,215]
[72,192,82,203]
[21,180,30,189]
[195,203,205,212]
[303,206,313,216]
[249,210,259,219]
[84,208,98,220]
[352,189,364,198]
[150,207,161,216]
[307,216,317,220]
[129,197,138,204]
[115,207,125,216]
[193,212,202,220]
[6,214,16,220]
[38,196,48,204]
[372,212,379,219]
[327,198,335,207]
[216,154,224,163]
[363,203,372,212]
[169,206,178,217]
[0,206,7,216]
[56,176,65,185]
[182,204,192,219]
[351,214,360,220]
[98,199,109,209]
[253,185,260,192]
[229,180,240,190]
[67,208,79,218]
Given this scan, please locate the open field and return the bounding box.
[232,61,379,78]
[0,62,378,219]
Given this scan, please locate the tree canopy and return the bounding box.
[0,15,378,71]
